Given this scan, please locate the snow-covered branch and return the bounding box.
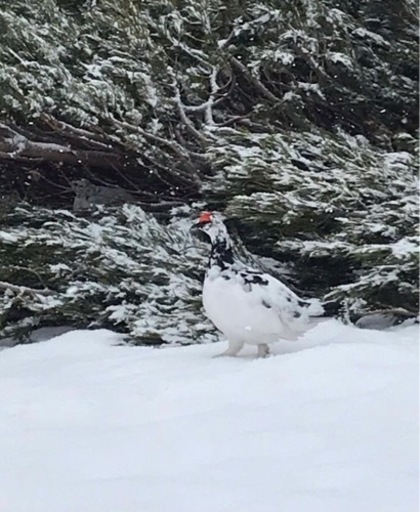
[111,118,197,162]
[41,115,114,151]
[0,281,50,296]
[230,57,281,104]
[172,84,208,145]
[0,123,122,169]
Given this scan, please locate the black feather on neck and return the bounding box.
[208,238,234,270]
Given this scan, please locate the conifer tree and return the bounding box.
[0,0,418,341]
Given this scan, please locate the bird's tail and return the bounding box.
[318,300,344,318]
[305,298,344,318]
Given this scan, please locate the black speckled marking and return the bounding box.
[209,240,234,270]
[286,296,292,303]
[298,300,308,309]
[221,274,231,280]
[241,272,269,286]
[243,282,252,293]
[293,310,301,318]
[262,299,272,309]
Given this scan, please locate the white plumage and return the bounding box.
[194,211,334,357]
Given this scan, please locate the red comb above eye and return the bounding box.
[198,211,213,223]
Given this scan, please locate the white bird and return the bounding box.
[193,211,339,357]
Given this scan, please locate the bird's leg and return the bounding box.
[257,344,270,358]
[213,340,244,358]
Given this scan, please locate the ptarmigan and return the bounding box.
[193,211,338,357]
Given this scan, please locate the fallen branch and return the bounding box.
[0,123,122,169]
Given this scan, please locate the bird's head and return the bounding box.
[191,211,228,243]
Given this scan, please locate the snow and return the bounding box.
[353,28,389,47]
[327,52,354,69]
[0,231,18,243]
[0,322,418,512]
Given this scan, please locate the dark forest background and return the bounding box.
[0,0,418,343]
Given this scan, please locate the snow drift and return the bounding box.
[0,320,418,512]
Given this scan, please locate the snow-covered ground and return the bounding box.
[0,321,418,512]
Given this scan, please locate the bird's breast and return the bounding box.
[202,276,296,343]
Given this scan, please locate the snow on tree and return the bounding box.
[0,204,220,343]
[0,0,418,342]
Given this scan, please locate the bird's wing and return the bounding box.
[237,270,312,337]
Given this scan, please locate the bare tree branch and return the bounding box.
[0,281,50,296]
[0,123,122,169]
[112,118,195,162]
[172,84,209,145]
[41,114,114,150]
[230,57,282,104]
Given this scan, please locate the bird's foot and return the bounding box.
[213,351,238,358]
[213,341,244,358]
[257,344,270,358]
